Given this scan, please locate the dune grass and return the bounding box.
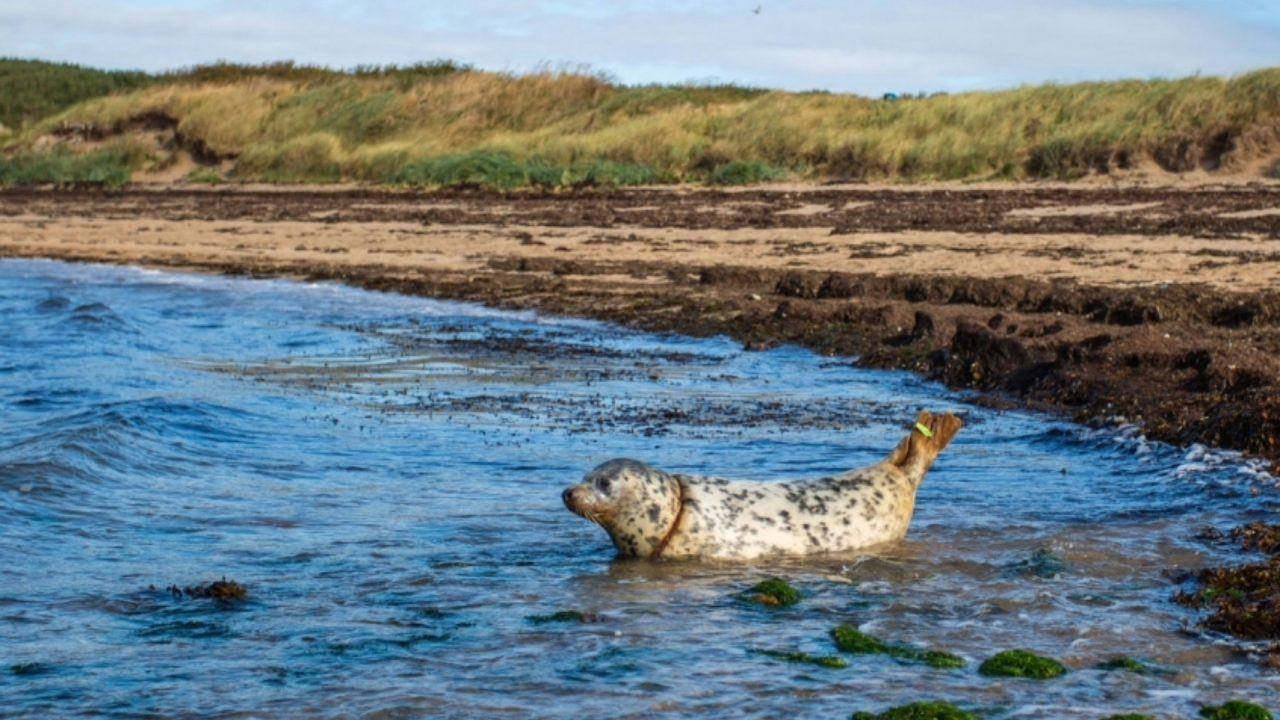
[2,59,1279,187]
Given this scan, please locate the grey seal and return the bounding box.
[562,411,963,561]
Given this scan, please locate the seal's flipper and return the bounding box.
[886,411,962,482]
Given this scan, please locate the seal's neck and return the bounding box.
[648,476,686,559]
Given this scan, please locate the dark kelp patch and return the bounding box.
[743,577,802,607]
[1199,701,1274,720]
[977,649,1067,679]
[1103,715,1156,720]
[755,650,848,669]
[526,610,600,624]
[851,701,980,720]
[830,625,966,669]
[1177,523,1280,648]
[158,577,248,604]
[10,662,54,677]
[1004,546,1069,579]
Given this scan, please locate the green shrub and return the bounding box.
[708,159,787,185]
[0,147,132,186]
[395,150,541,189]
[187,168,224,185]
[0,58,153,129]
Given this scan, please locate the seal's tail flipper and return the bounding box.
[886,411,963,482]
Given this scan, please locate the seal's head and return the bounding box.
[562,458,682,557]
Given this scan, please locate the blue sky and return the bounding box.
[3,0,1278,94]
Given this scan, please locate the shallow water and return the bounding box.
[1,258,1277,719]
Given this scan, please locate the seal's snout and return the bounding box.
[561,487,580,515]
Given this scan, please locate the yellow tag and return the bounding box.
[915,421,934,438]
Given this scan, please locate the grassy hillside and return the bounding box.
[3,60,1279,187]
[0,59,154,130]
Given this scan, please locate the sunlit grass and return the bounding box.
[3,59,1279,187]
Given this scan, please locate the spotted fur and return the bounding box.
[562,411,962,561]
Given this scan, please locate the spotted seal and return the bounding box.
[561,411,962,561]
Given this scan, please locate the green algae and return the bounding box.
[1096,657,1154,674]
[757,650,848,669]
[830,625,966,669]
[851,701,980,720]
[1200,701,1274,720]
[526,610,598,624]
[745,577,802,607]
[977,649,1067,679]
[1103,715,1156,720]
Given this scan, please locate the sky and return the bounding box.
[3,0,1279,95]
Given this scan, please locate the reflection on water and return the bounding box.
[1,259,1276,718]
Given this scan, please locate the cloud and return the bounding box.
[2,0,1277,94]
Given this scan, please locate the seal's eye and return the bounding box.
[595,476,612,493]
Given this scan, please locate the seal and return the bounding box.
[561,410,963,561]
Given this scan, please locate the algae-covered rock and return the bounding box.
[758,650,848,669]
[830,625,965,669]
[832,625,889,653]
[1096,657,1153,674]
[851,700,979,720]
[526,610,598,624]
[912,649,967,670]
[1199,701,1274,720]
[1103,714,1156,720]
[978,649,1067,679]
[164,577,248,603]
[745,577,802,607]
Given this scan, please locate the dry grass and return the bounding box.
[5,62,1280,187]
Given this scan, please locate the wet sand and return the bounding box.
[2,184,1279,471]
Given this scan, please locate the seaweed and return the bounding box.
[830,625,966,669]
[1096,656,1154,674]
[756,650,848,669]
[526,610,599,624]
[977,649,1067,679]
[851,701,980,720]
[745,577,802,607]
[162,577,248,603]
[1199,701,1274,720]
[1176,524,1280,641]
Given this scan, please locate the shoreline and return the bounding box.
[2,185,1278,474]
